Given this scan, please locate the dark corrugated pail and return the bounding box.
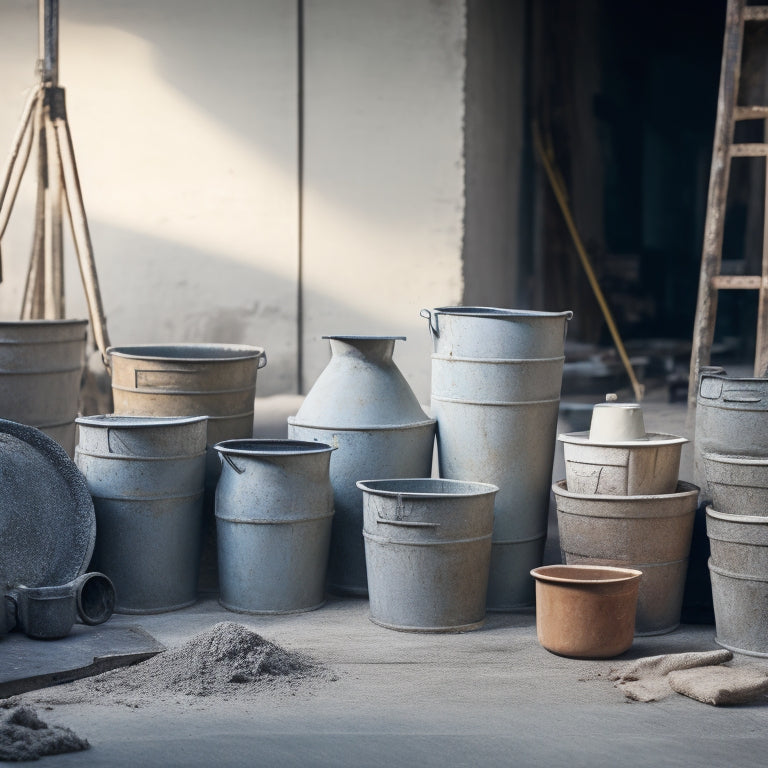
[358,478,497,632]
[75,414,207,613]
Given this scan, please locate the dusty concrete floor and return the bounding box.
[4,386,768,767]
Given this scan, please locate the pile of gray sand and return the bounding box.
[0,705,89,762]
[26,621,334,708]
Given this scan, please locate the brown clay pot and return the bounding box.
[531,564,642,659]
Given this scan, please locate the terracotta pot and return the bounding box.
[531,564,642,658]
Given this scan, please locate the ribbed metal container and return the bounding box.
[423,307,571,610]
[707,506,768,657]
[552,479,699,635]
[358,478,497,633]
[214,439,334,614]
[695,368,768,498]
[0,319,88,455]
[107,343,267,592]
[288,336,435,596]
[75,414,207,613]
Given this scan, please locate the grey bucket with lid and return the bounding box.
[214,439,335,614]
[0,319,88,455]
[75,414,207,613]
[358,478,497,633]
[422,307,571,610]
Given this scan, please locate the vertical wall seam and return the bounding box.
[297,0,305,394]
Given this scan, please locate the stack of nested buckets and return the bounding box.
[554,397,697,635]
[697,367,768,656]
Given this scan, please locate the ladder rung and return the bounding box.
[712,275,765,289]
[735,106,768,120]
[744,6,768,21]
[730,143,768,156]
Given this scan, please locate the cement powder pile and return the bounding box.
[25,621,333,708]
[0,705,89,762]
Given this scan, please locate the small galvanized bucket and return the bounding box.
[707,506,768,656]
[702,453,768,516]
[214,439,335,614]
[358,478,498,633]
[75,414,207,613]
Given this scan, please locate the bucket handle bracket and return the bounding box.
[375,514,439,529]
[221,453,246,474]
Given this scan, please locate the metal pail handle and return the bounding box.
[420,308,439,339]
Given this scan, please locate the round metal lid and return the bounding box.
[0,419,95,592]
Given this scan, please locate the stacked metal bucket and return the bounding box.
[553,398,696,635]
[697,368,768,656]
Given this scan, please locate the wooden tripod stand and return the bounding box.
[0,0,110,361]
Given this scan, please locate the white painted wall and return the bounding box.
[0,0,466,404]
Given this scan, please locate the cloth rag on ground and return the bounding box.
[668,664,768,706]
[609,649,733,702]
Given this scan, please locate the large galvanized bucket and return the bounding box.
[423,306,571,610]
[707,507,768,656]
[553,479,699,635]
[695,369,768,498]
[0,319,88,455]
[358,478,498,633]
[107,343,267,592]
[214,439,334,614]
[75,415,207,613]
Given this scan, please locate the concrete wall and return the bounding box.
[0,0,466,404]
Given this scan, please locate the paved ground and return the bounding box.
[4,388,768,767]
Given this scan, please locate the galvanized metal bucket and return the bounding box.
[214,439,335,614]
[553,479,699,635]
[421,307,573,359]
[701,453,768,516]
[358,478,497,632]
[707,507,768,656]
[423,307,571,611]
[0,319,88,455]
[695,368,768,497]
[75,414,207,613]
[288,336,435,596]
[107,343,267,592]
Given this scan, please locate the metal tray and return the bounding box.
[0,419,95,592]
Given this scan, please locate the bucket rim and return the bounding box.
[559,431,688,447]
[0,318,88,327]
[322,335,406,342]
[530,564,643,585]
[356,477,499,498]
[428,306,573,320]
[214,438,335,456]
[552,478,700,501]
[106,343,265,362]
[702,452,768,467]
[75,414,208,429]
[706,505,768,525]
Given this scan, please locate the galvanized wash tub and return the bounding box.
[552,479,699,635]
[0,319,88,455]
[559,432,687,496]
[701,453,768,516]
[75,414,207,613]
[707,507,768,656]
[695,368,768,497]
[358,478,497,633]
[107,343,267,592]
[423,307,571,611]
[214,439,334,614]
[288,336,435,596]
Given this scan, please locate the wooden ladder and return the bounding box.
[689,0,768,409]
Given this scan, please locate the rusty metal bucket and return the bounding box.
[0,319,87,455]
[552,479,699,635]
